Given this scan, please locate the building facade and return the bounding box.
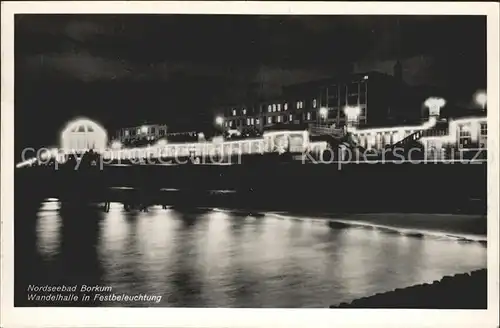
[61,118,108,152]
[221,103,263,133]
[116,124,168,145]
[101,115,487,161]
[220,71,418,134]
[115,124,204,146]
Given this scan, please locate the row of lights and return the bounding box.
[111,91,487,150]
[216,91,487,127]
[217,105,360,127]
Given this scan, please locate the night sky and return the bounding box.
[15,15,486,149]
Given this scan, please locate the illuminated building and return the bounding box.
[220,103,263,134]
[100,114,487,163]
[102,130,310,161]
[422,116,488,150]
[116,124,168,145]
[15,113,487,169]
[60,118,108,153]
[218,70,422,135]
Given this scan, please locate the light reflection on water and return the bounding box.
[31,201,486,307]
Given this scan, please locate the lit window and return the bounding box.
[256,118,260,125]
[307,112,311,120]
[137,128,141,135]
[251,118,254,125]
[480,123,487,136]
[284,103,288,110]
[229,121,233,127]
[267,116,272,124]
[247,118,250,125]
[277,116,281,123]
[243,108,247,115]
[233,109,237,116]
[124,130,129,136]
[272,104,276,112]
[459,125,471,137]
[277,104,281,111]
[268,105,272,112]
[313,99,317,108]
[289,114,293,121]
[296,101,300,109]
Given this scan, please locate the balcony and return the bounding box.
[309,124,344,137]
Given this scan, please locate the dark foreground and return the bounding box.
[331,269,487,309]
[17,162,487,215]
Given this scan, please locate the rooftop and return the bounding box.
[283,71,396,91]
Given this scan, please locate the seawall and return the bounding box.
[330,269,487,309]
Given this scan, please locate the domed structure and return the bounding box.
[60,118,108,153]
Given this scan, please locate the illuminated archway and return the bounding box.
[60,118,108,153]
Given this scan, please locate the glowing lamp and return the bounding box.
[474,90,487,109]
[344,106,361,123]
[319,107,328,120]
[156,139,167,147]
[424,97,446,117]
[215,116,224,126]
[111,140,122,150]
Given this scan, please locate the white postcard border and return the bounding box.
[1,2,499,328]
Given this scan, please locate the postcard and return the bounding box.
[1,2,499,328]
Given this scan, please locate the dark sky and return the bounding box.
[15,14,486,148]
